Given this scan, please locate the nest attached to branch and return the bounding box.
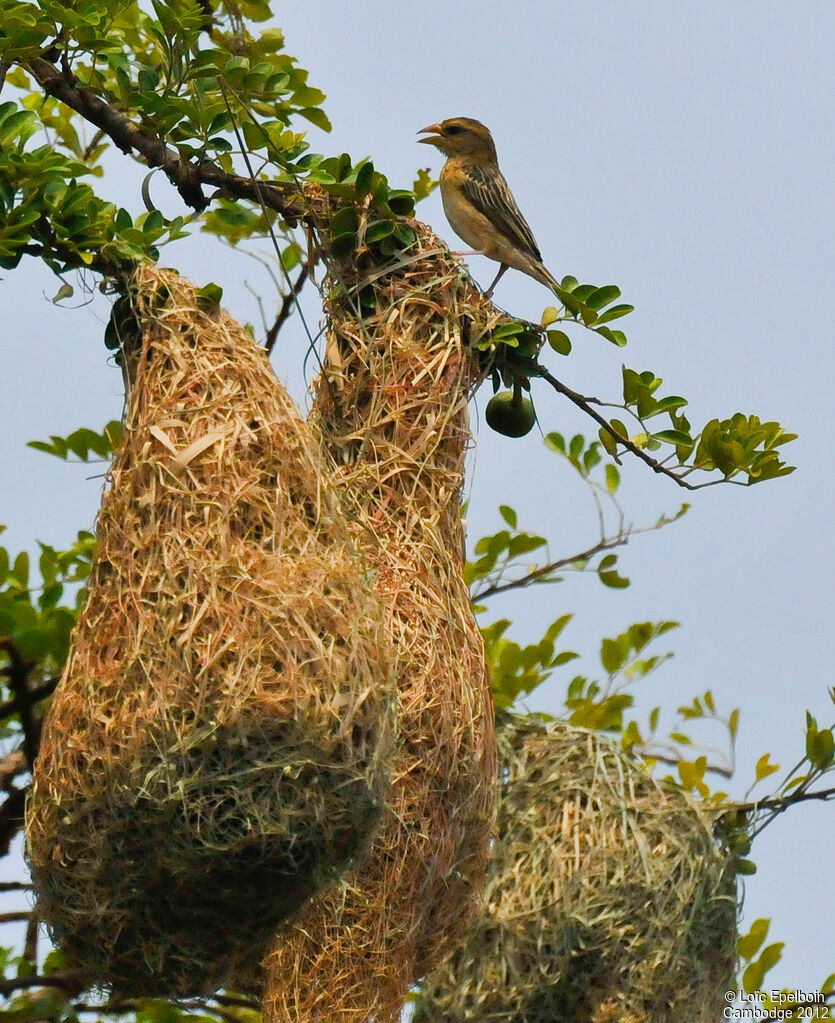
[263,212,502,1022]
[416,713,737,1023]
[26,264,395,995]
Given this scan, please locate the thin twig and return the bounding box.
[471,533,630,601]
[214,994,261,1010]
[640,749,734,778]
[0,971,82,996]
[0,911,32,923]
[70,995,260,1018]
[539,368,705,490]
[0,677,59,722]
[0,786,27,856]
[24,909,39,963]
[265,265,308,353]
[82,128,106,162]
[733,784,835,817]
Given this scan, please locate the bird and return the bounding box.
[417,117,559,298]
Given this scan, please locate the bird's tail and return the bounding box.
[534,262,561,295]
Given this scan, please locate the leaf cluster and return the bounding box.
[0,526,93,667]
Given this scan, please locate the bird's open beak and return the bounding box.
[417,123,444,147]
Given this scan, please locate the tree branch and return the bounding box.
[0,676,58,723]
[69,994,260,1018]
[0,786,27,857]
[24,909,39,964]
[539,368,703,490]
[0,911,32,923]
[471,533,630,602]
[265,265,308,354]
[0,750,28,792]
[24,57,306,224]
[733,784,835,817]
[0,641,40,772]
[0,971,83,997]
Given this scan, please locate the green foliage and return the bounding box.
[552,275,632,345]
[564,620,678,732]
[302,155,417,268]
[465,515,548,596]
[805,713,835,771]
[596,368,797,485]
[412,167,438,201]
[482,614,577,709]
[737,917,785,995]
[0,0,340,273]
[0,525,93,668]
[28,420,123,461]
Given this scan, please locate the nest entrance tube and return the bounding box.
[263,215,500,1023]
[26,264,394,995]
[417,713,738,1023]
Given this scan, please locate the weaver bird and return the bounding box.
[418,117,559,298]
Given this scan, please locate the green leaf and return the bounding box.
[738,918,770,960]
[595,303,634,324]
[599,427,618,457]
[196,282,223,308]
[498,505,517,529]
[493,321,525,340]
[807,725,835,770]
[754,753,780,782]
[599,568,630,589]
[547,329,571,355]
[652,429,693,445]
[594,326,628,347]
[585,284,621,310]
[330,207,358,236]
[355,160,374,197]
[742,942,784,993]
[600,636,627,673]
[507,534,546,557]
[412,168,438,201]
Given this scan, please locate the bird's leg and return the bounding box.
[483,263,508,299]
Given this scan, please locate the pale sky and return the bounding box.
[1,0,833,1002]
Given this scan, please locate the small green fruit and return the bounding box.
[485,391,536,438]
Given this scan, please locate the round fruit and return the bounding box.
[485,391,536,438]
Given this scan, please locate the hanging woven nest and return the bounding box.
[415,712,737,1023]
[263,205,502,1022]
[26,263,395,996]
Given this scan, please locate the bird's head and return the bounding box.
[417,117,498,161]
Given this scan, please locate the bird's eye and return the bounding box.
[445,125,462,136]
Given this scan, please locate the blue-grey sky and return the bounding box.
[1,0,833,1000]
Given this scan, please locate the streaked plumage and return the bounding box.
[418,117,558,297]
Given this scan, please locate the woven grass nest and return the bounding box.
[415,712,737,1023]
[263,212,501,1022]
[26,263,395,995]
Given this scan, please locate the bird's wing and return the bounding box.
[461,164,543,263]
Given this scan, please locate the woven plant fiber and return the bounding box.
[416,712,737,1023]
[263,214,502,1022]
[26,263,394,996]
